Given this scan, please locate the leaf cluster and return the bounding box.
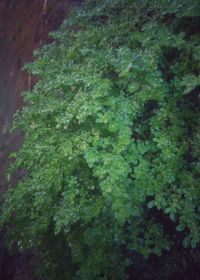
[1,0,200,279]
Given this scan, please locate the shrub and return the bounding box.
[1,0,200,279]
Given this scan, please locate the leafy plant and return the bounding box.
[1,0,200,279]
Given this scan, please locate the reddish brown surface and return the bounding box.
[0,1,81,278]
[0,0,80,198]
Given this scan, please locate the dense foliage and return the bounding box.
[1,0,200,279]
